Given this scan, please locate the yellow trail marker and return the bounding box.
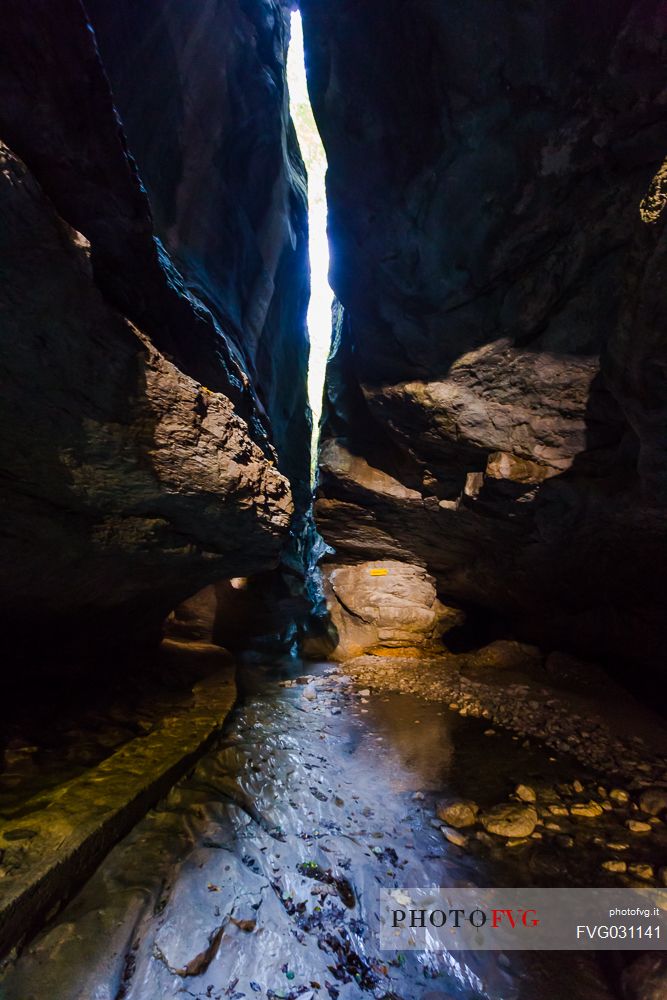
[369,568,388,576]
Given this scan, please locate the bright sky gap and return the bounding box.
[287,11,333,480]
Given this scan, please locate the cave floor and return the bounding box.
[0,659,649,1000]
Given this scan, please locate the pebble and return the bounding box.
[626,820,652,833]
[436,800,478,829]
[480,803,538,838]
[515,784,537,803]
[570,801,603,818]
[441,826,468,848]
[572,780,584,793]
[3,828,38,841]
[606,842,629,851]
[548,805,568,816]
[344,656,667,789]
[628,863,654,880]
[484,729,496,736]
[475,830,494,846]
[358,689,371,698]
[601,860,627,873]
[609,788,630,805]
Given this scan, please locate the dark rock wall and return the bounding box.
[85,0,311,509]
[301,0,667,668]
[0,0,309,660]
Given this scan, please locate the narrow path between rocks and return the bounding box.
[0,660,643,1000]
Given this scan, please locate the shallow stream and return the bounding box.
[1,659,623,1000]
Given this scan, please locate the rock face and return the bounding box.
[85,0,311,512]
[301,0,667,670]
[0,1,309,662]
[321,560,463,660]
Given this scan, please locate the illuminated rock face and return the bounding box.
[0,1,308,660]
[321,560,464,661]
[302,0,667,668]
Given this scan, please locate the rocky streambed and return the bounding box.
[343,649,667,789]
[1,658,665,999]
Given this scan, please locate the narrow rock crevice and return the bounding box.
[1,3,666,998]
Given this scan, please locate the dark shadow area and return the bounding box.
[0,639,231,824]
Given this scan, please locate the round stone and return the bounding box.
[480,803,538,838]
[436,799,478,828]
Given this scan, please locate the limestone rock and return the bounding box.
[480,804,538,839]
[321,560,464,660]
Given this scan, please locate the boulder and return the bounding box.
[321,560,464,660]
[464,641,542,671]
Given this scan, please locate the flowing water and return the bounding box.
[1,660,621,1000]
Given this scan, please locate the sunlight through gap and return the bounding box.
[287,10,333,481]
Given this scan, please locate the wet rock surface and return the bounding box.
[0,642,233,820]
[1,659,650,1000]
[0,642,237,959]
[302,0,667,671]
[343,654,667,787]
